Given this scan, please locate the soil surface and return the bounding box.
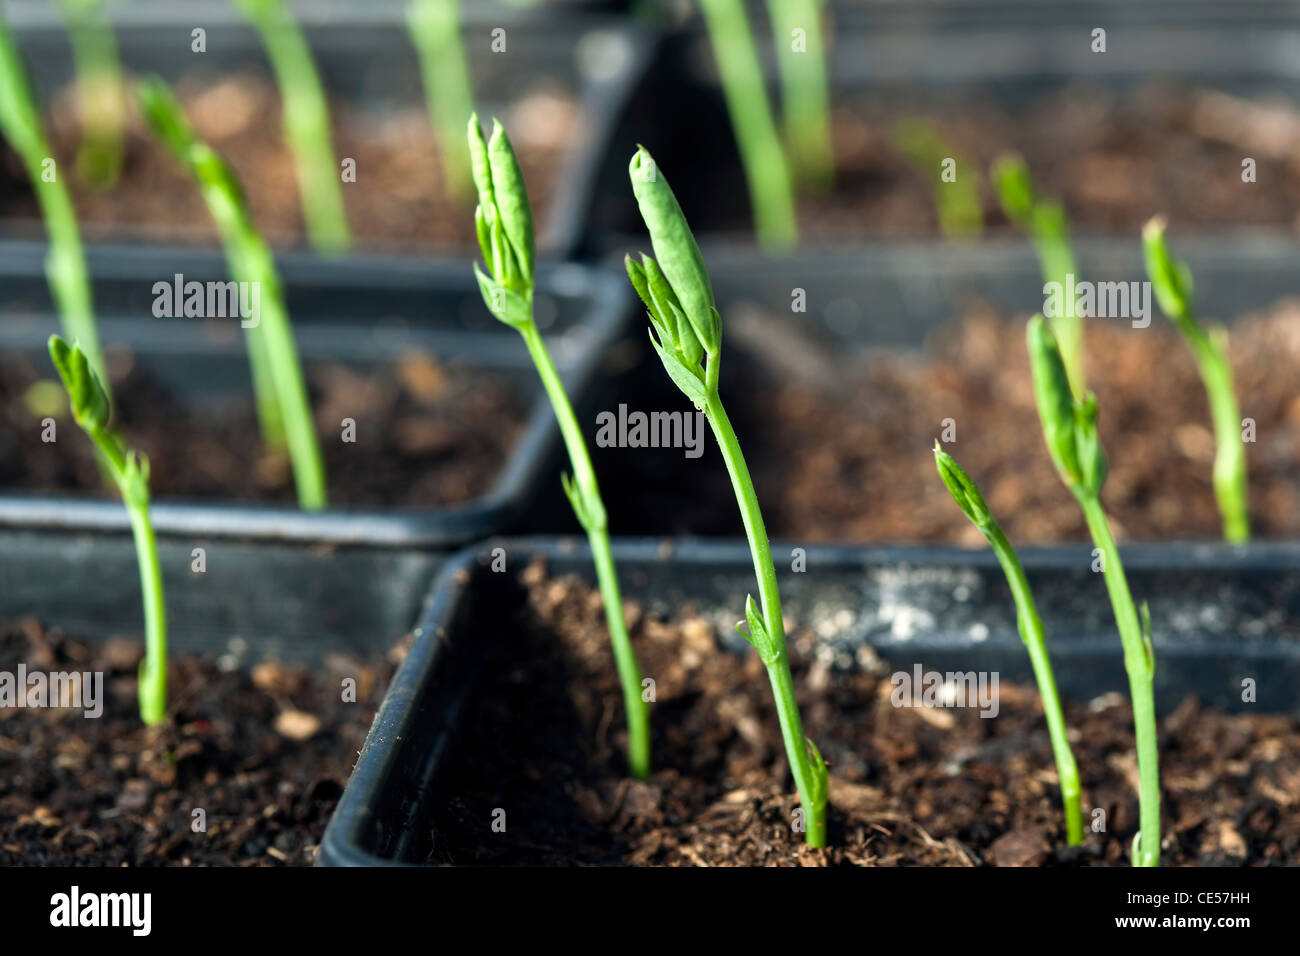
[0,350,528,507]
[598,300,1300,543]
[694,83,1300,239]
[0,618,399,866]
[0,75,578,251]
[423,562,1300,866]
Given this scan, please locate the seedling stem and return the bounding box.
[234,0,351,254]
[933,445,1082,844]
[56,0,125,188]
[469,116,649,779]
[0,11,104,384]
[764,0,833,193]
[408,0,476,200]
[698,0,798,249]
[627,146,827,845]
[49,336,167,725]
[995,155,1084,399]
[1027,315,1160,865]
[1143,217,1249,543]
[138,77,327,510]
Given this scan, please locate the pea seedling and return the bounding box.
[627,147,828,845]
[233,0,351,254]
[0,10,103,384]
[698,0,797,249]
[138,76,327,511]
[1027,315,1160,866]
[895,120,983,240]
[934,445,1083,845]
[49,336,167,726]
[408,0,476,200]
[467,115,650,780]
[55,0,125,188]
[994,154,1084,399]
[763,0,833,193]
[1143,217,1249,542]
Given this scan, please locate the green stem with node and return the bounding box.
[1027,314,1160,866]
[933,445,1082,845]
[138,77,326,510]
[627,145,827,845]
[469,115,649,779]
[49,336,166,725]
[1077,494,1160,866]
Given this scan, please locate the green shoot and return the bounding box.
[138,76,326,511]
[763,0,833,193]
[232,0,351,254]
[407,0,476,201]
[1143,217,1249,543]
[627,146,828,845]
[895,119,982,240]
[933,444,1083,846]
[55,0,125,189]
[698,0,797,250]
[1026,315,1160,866]
[0,10,104,385]
[468,115,649,780]
[49,336,167,725]
[994,154,1084,399]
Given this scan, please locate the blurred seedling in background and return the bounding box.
[994,153,1084,399]
[467,114,650,779]
[49,336,167,726]
[138,76,327,511]
[697,0,798,249]
[0,8,104,385]
[55,0,125,189]
[894,119,982,240]
[233,0,351,254]
[1143,217,1250,543]
[407,0,477,201]
[627,146,828,844]
[763,0,833,194]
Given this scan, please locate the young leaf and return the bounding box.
[991,152,1035,226]
[487,119,534,282]
[737,593,777,663]
[932,442,990,527]
[48,335,110,433]
[629,147,719,355]
[1026,315,1084,489]
[1142,217,1194,324]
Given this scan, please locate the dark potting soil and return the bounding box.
[0,617,399,866]
[0,349,529,507]
[709,84,1300,239]
[597,300,1300,544]
[0,75,578,251]
[422,561,1300,866]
